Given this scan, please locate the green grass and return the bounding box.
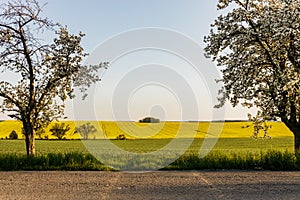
[0,152,112,171]
[0,140,88,154]
[0,137,294,155]
[0,136,295,170]
[0,121,297,170]
[167,150,300,171]
[0,150,299,171]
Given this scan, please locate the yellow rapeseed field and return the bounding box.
[0,120,293,140]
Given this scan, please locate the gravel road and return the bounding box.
[0,171,300,200]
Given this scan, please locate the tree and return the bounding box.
[0,0,107,155]
[9,130,18,139]
[139,117,160,123]
[49,123,70,140]
[204,0,300,152]
[75,122,97,140]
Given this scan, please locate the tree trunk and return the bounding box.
[25,133,35,156]
[294,132,300,153]
[23,121,36,156]
[284,122,300,153]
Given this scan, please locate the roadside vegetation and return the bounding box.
[0,152,112,171]
[0,150,300,171]
[167,150,300,171]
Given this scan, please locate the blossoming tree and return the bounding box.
[204,0,300,151]
[0,0,107,155]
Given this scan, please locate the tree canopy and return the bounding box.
[75,122,97,140]
[50,123,71,140]
[204,0,300,151]
[139,117,160,123]
[0,0,107,155]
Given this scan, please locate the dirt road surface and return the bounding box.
[0,171,300,200]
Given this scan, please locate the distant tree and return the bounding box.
[9,130,18,140]
[50,123,70,140]
[204,0,300,152]
[0,0,107,155]
[75,122,97,140]
[139,117,160,123]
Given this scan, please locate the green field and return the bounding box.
[0,121,296,170]
[0,137,294,154]
[0,120,295,155]
[0,137,295,170]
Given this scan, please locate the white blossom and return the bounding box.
[205,0,300,151]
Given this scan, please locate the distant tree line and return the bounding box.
[139,117,160,123]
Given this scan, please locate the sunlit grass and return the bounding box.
[0,137,293,155]
[0,152,112,171]
[0,149,299,171]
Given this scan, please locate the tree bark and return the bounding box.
[23,122,36,156]
[25,133,35,156]
[294,132,300,153]
[284,122,300,153]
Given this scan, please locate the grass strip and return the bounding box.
[0,152,113,171]
[166,150,300,171]
[1,150,300,171]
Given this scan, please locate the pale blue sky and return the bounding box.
[0,0,256,121]
[42,0,218,49]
